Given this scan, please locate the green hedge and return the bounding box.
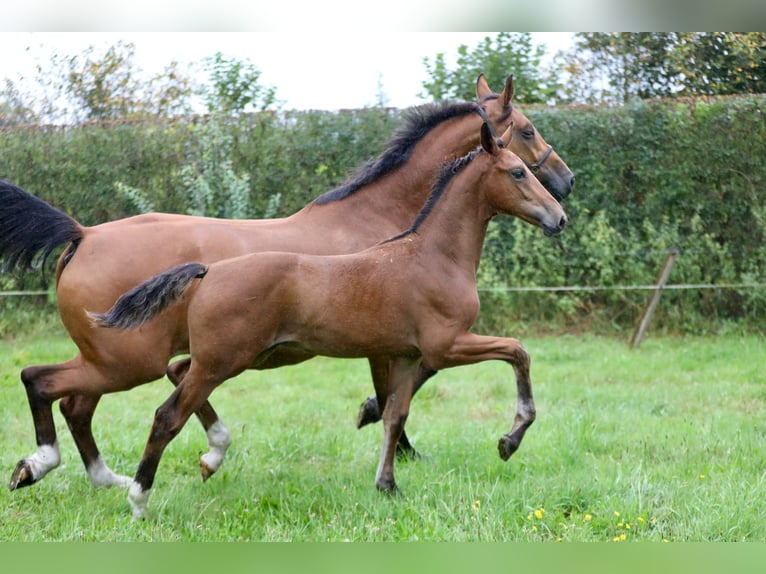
[2,96,765,337]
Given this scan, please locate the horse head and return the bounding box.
[477,74,575,202]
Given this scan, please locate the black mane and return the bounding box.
[312,101,480,205]
[384,146,482,243]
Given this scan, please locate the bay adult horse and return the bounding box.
[91,121,567,519]
[3,75,574,492]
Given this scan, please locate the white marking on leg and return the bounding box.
[87,456,132,488]
[516,395,536,425]
[25,442,61,481]
[128,480,150,520]
[200,420,232,474]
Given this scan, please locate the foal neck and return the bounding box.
[401,151,494,272]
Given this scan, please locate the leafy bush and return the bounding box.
[1,96,765,337]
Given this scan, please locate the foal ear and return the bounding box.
[476,73,492,100]
[500,75,515,108]
[481,122,501,156]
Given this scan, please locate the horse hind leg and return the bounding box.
[59,394,131,487]
[166,357,232,481]
[9,364,66,490]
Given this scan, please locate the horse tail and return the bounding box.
[89,262,208,330]
[0,180,85,276]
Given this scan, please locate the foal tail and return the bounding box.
[89,262,208,330]
[0,180,84,275]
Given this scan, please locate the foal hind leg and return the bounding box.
[432,333,536,461]
[166,357,231,481]
[129,364,225,519]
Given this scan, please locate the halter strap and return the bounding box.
[524,144,553,172]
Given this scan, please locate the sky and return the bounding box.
[0,32,575,112]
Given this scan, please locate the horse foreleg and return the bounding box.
[166,358,231,481]
[374,357,420,493]
[60,394,132,487]
[433,333,535,461]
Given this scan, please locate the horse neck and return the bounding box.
[308,112,484,230]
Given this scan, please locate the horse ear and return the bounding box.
[501,122,514,148]
[476,73,492,99]
[500,75,515,108]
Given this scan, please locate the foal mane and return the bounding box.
[384,146,482,243]
[312,101,480,205]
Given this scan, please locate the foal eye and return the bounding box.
[522,129,535,139]
[510,169,525,181]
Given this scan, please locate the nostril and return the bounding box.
[560,215,568,228]
[569,175,575,188]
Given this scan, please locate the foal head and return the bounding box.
[477,74,574,202]
[480,121,567,237]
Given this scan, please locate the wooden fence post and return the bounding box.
[630,247,680,348]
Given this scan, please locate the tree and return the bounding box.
[560,32,766,104]
[562,33,679,104]
[0,79,38,126]
[202,52,277,114]
[50,40,195,122]
[672,32,766,96]
[421,32,558,104]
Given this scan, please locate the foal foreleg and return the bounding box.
[434,334,535,461]
[357,357,436,460]
[166,358,231,481]
[374,357,421,493]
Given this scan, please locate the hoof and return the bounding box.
[9,460,35,491]
[376,481,401,496]
[200,461,215,482]
[356,397,381,429]
[497,434,520,461]
[395,444,421,461]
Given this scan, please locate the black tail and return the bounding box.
[0,180,83,274]
[88,262,208,330]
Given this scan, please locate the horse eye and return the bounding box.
[510,169,525,181]
[522,129,535,139]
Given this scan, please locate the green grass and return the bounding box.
[0,331,764,541]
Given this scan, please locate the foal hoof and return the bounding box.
[497,434,520,461]
[356,397,381,429]
[376,481,402,497]
[9,460,35,491]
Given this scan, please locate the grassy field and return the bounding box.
[0,330,764,542]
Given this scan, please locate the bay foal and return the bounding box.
[92,121,567,518]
